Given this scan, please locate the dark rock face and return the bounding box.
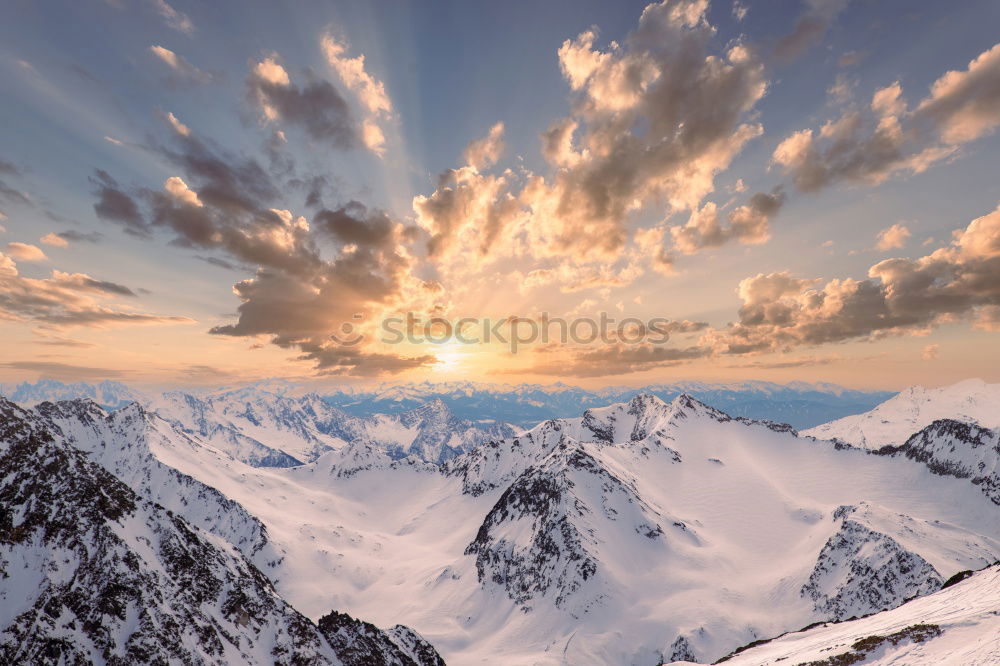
[801,505,942,620]
[465,452,598,609]
[668,635,697,662]
[317,611,445,666]
[31,398,276,565]
[0,406,327,665]
[464,438,684,612]
[870,419,1000,505]
[0,397,446,666]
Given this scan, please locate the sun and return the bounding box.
[433,340,467,372]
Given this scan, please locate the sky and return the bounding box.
[1,0,999,391]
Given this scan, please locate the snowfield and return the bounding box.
[2,379,999,664]
[708,564,1000,665]
[803,378,1000,448]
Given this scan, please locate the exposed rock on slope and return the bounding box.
[0,397,446,666]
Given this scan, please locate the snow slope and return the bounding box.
[72,392,1000,665]
[804,378,1000,447]
[0,398,444,666]
[151,388,516,466]
[7,386,1000,664]
[710,564,1000,665]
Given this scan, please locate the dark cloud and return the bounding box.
[0,161,31,207]
[415,0,768,263]
[91,170,149,236]
[248,58,359,150]
[670,188,785,254]
[705,203,1000,354]
[315,201,395,247]
[93,122,438,375]
[197,255,245,271]
[773,0,849,62]
[0,361,127,380]
[53,273,136,297]
[32,337,97,348]
[56,230,104,244]
[0,252,187,330]
[156,137,280,215]
[774,43,1000,192]
[510,343,710,378]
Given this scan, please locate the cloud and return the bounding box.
[922,343,939,360]
[320,33,393,155]
[164,111,191,137]
[164,176,202,207]
[31,337,97,349]
[248,55,360,150]
[0,160,31,207]
[732,1,748,22]
[725,353,854,369]
[875,223,911,251]
[838,50,865,67]
[773,0,849,62]
[669,189,785,254]
[827,72,856,104]
[205,202,439,376]
[54,230,104,244]
[0,251,188,329]
[40,232,68,248]
[94,128,441,375]
[704,203,1000,354]
[414,0,768,273]
[0,361,128,380]
[152,0,194,35]
[320,34,392,115]
[413,166,524,260]
[91,170,149,236]
[914,42,1000,144]
[149,45,213,86]
[464,122,505,170]
[509,341,710,377]
[6,242,47,262]
[774,42,1000,192]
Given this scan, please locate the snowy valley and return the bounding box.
[2,380,999,664]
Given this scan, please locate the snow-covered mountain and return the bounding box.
[151,387,518,466]
[20,391,992,664]
[803,378,1000,448]
[710,563,1000,665]
[1,378,894,431]
[0,398,445,666]
[868,418,1000,506]
[321,379,895,429]
[4,380,1000,664]
[0,379,145,410]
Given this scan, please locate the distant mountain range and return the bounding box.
[3,379,999,663]
[0,378,895,429]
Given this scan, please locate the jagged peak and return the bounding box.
[33,396,110,418]
[409,397,452,418]
[908,417,996,440]
[667,393,732,420]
